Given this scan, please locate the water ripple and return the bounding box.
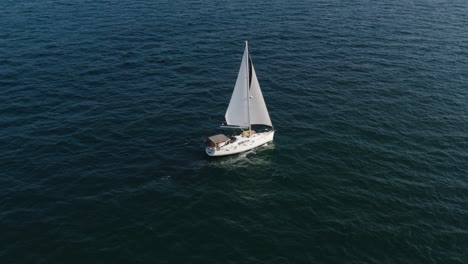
[1,0,467,263]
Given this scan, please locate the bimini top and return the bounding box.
[208,134,230,144]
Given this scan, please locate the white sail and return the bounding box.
[225,42,273,128]
[249,63,273,127]
[225,45,249,127]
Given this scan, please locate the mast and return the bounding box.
[245,41,251,136]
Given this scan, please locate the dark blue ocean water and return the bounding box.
[1,0,467,263]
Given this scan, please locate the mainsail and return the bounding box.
[225,43,273,128]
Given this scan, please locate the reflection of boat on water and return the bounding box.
[205,41,275,157]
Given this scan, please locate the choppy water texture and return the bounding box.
[1,0,467,263]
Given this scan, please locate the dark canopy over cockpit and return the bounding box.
[207,134,230,144]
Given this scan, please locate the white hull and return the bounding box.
[206,131,275,157]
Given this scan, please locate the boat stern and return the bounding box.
[205,146,216,156]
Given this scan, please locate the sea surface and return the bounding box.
[1,0,467,263]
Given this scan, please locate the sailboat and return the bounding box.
[205,41,275,156]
